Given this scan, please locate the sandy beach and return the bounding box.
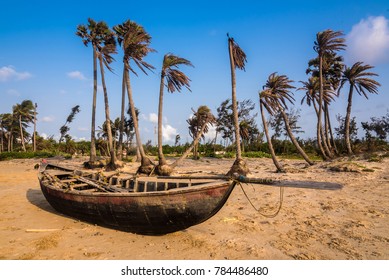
[0,156,388,260]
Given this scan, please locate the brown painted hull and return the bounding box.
[39,178,236,235]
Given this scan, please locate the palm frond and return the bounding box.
[228,36,247,70]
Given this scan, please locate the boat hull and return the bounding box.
[39,179,235,235]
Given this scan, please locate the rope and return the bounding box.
[237,181,284,218]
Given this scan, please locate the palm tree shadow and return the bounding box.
[26,188,58,215]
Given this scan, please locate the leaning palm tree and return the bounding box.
[12,100,34,152]
[153,106,216,176]
[338,62,380,154]
[263,73,314,166]
[259,93,285,172]
[155,53,193,175]
[114,20,156,174]
[76,18,100,164]
[226,34,249,176]
[313,29,346,159]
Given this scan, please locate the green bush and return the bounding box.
[0,151,71,161]
[242,151,272,158]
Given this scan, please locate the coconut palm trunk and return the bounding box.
[226,35,249,176]
[98,57,117,169]
[18,115,26,152]
[228,40,242,162]
[117,68,126,160]
[157,73,167,166]
[344,85,354,154]
[125,70,154,173]
[90,46,98,162]
[325,104,338,154]
[260,101,284,172]
[279,107,314,165]
[317,56,330,160]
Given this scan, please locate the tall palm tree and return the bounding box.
[226,34,249,176]
[76,18,100,163]
[263,73,314,166]
[114,20,156,174]
[12,100,34,151]
[155,53,193,175]
[313,29,346,159]
[338,62,380,154]
[95,23,118,169]
[306,52,344,155]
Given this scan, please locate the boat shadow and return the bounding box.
[26,188,59,215]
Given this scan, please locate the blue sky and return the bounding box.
[1,0,389,145]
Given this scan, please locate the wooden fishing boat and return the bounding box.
[38,163,343,235]
[38,163,237,235]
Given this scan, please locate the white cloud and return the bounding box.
[149,113,158,124]
[0,66,32,82]
[67,71,86,80]
[162,124,177,142]
[346,16,389,65]
[203,124,217,142]
[41,116,55,122]
[77,127,89,132]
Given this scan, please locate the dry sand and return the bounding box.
[0,156,388,260]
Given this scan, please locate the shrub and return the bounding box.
[0,151,71,161]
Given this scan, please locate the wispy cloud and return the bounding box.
[346,16,389,65]
[0,66,32,82]
[41,116,55,122]
[67,70,87,80]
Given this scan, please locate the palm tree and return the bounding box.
[299,76,338,155]
[226,34,249,176]
[76,18,100,164]
[59,105,80,143]
[172,106,216,167]
[153,106,215,176]
[338,62,380,154]
[95,23,118,170]
[313,29,346,159]
[306,52,344,155]
[155,53,193,175]
[259,95,285,172]
[33,103,37,152]
[114,20,156,174]
[0,113,14,151]
[263,73,314,166]
[12,100,34,151]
